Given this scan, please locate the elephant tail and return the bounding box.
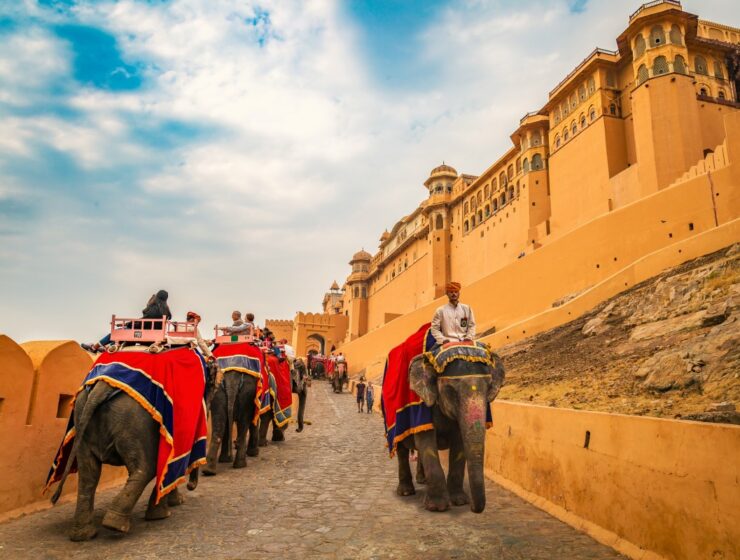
[51,382,116,504]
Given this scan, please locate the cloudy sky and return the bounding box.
[0,0,736,342]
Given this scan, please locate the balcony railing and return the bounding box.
[549,48,619,97]
[629,0,681,22]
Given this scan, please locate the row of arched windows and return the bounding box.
[553,75,596,125]
[633,24,683,58]
[462,184,521,234]
[554,104,602,148]
[636,55,725,85]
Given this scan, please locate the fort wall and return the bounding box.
[485,401,740,560]
[0,338,126,520]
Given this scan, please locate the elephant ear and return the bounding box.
[409,355,438,407]
[486,352,506,403]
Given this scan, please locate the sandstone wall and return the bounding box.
[485,401,740,560]
[0,338,125,520]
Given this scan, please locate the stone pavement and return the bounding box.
[0,382,626,560]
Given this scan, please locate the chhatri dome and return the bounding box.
[351,249,372,262]
[424,162,458,190]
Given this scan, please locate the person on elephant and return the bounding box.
[82,289,172,353]
[355,377,366,412]
[220,310,246,335]
[430,281,476,347]
[242,313,256,336]
[366,381,375,413]
[184,311,214,361]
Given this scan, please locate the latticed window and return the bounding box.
[500,192,506,205]
[571,122,577,136]
[435,215,443,230]
[464,201,469,214]
[580,115,587,128]
[579,85,587,101]
[637,64,648,84]
[653,56,668,76]
[499,172,507,186]
[589,106,596,121]
[516,159,521,173]
[484,184,489,198]
[714,60,725,80]
[508,187,514,199]
[493,200,498,211]
[634,34,646,58]
[485,205,490,217]
[695,56,708,75]
[571,94,578,110]
[670,25,682,45]
[650,25,665,46]
[587,76,596,94]
[477,210,483,222]
[555,136,561,148]
[532,131,541,146]
[674,55,687,74]
[606,71,616,87]
[554,107,561,124]
[563,129,569,141]
[491,178,497,191]
[532,154,543,170]
[523,158,530,172]
[562,101,569,116]
[507,165,514,180]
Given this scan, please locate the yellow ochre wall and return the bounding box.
[0,338,126,520]
[485,401,740,560]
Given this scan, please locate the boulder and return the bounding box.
[636,351,701,392]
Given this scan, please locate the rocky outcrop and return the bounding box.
[498,244,740,424]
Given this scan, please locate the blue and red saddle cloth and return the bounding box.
[381,323,493,457]
[45,347,209,504]
[262,354,293,428]
[212,342,265,425]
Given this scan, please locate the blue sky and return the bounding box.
[0,0,737,342]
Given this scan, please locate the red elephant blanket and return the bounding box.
[381,323,437,457]
[212,342,265,425]
[45,347,209,504]
[264,354,293,428]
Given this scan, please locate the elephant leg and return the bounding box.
[102,466,153,533]
[203,391,226,476]
[69,445,102,541]
[233,412,249,469]
[144,486,170,521]
[187,467,199,491]
[167,486,185,507]
[247,420,260,456]
[415,456,427,485]
[447,428,470,506]
[258,412,270,447]
[296,390,307,432]
[414,430,449,512]
[271,417,285,442]
[218,417,233,463]
[396,444,415,496]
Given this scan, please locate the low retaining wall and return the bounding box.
[485,401,740,560]
[0,336,126,521]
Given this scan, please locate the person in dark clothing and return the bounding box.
[356,378,366,413]
[82,290,172,353]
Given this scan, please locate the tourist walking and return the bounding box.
[366,381,375,413]
[356,377,366,413]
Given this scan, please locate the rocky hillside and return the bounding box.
[498,243,740,424]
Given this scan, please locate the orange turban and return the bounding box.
[446,282,461,293]
[186,311,201,322]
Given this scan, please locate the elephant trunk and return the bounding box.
[224,372,239,460]
[459,395,488,513]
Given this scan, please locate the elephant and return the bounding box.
[292,358,310,432]
[332,362,348,393]
[202,369,260,476]
[50,360,217,541]
[309,357,325,379]
[396,351,505,513]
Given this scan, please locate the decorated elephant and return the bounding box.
[256,352,293,446]
[332,361,348,393]
[46,349,216,541]
[393,341,505,513]
[292,357,310,432]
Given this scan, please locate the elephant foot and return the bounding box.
[145,501,170,521]
[423,493,450,512]
[396,482,416,497]
[201,465,217,477]
[69,523,98,542]
[246,447,259,457]
[449,491,470,507]
[102,509,131,533]
[232,458,247,469]
[271,430,285,442]
[258,439,267,447]
[167,491,185,507]
[296,425,303,433]
[218,455,233,464]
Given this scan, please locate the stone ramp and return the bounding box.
[0,382,626,559]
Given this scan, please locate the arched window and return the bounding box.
[464,221,469,233]
[587,76,595,94]
[571,93,578,110]
[523,158,530,172]
[471,197,477,210]
[464,201,469,214]
[532,154,543,170]
[555,136,561,148]
[670,25,682,45]
[563,128,569,141]
[649,25,665,46]
[516,158,521,173]
[471,215,476,227]
[353,287,359,298]
[435,214,443,230]
[508,186,514,200]
[484,184,489,198]
[695,56,708,75]
[718,90,726,99]
[493,199,498,212]
[499,172,507,186]
[532,131,541,146]
[637,64,648,84]
[579,113,586,128]
[699,87,708,96]
[571,121,577,136]
[562,101,569,116]
[476,209,482,222]
[606,70,616,87]
[674,55,687,74]
[500,192,506,206]
[589,106,596,121]
[579,84,587,101]
[714,60,725,80]
[477,191,482,204]
[485,204,490,217]
[491,178,497,191]
[507,165,514,180]
[361,286,367,298]
[609,103,617,116]
[634,34,646,58]
[653,56,668,76]
[516,182,520,196]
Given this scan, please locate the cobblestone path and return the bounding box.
[0,382,626,559]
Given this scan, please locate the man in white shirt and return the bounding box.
[430,282,476,346]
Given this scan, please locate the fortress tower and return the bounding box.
[346,250,371,340]
[423,164,456,298]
